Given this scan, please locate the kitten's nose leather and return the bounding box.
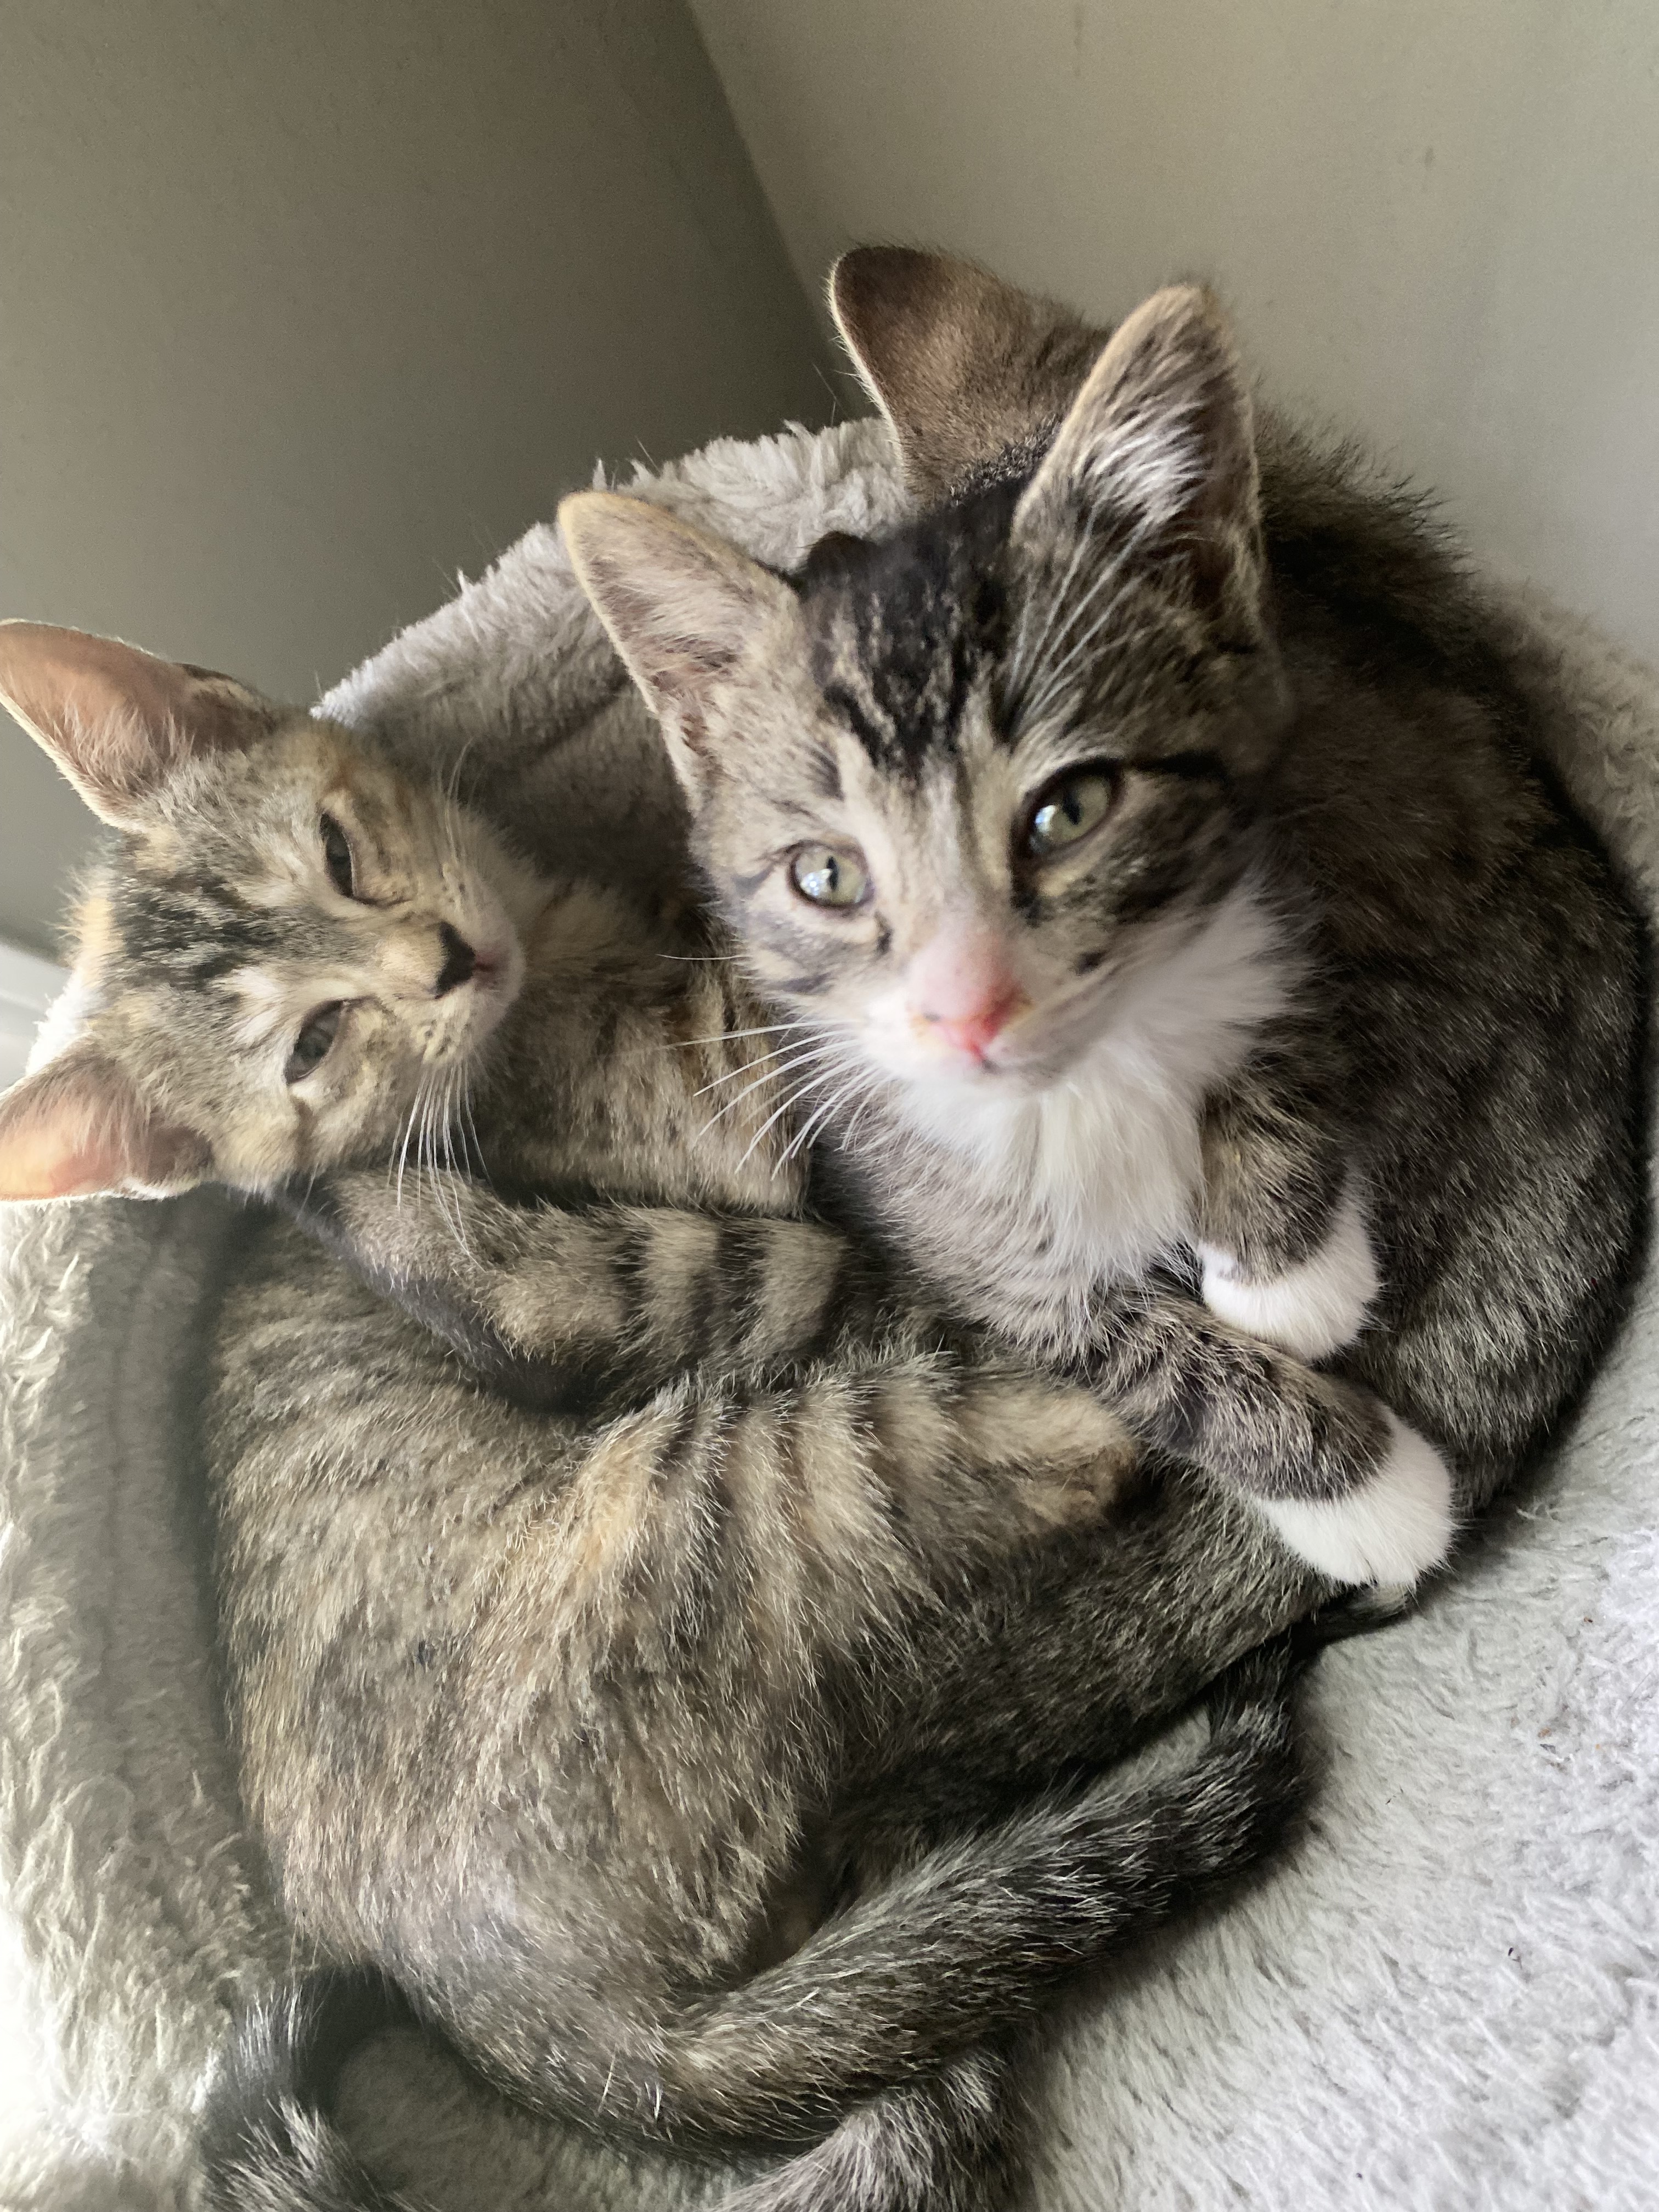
[909,926,1024,1060]
[434,922,478,996]
[928,999,1019,1059]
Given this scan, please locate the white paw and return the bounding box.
[1256,1414,1457,1586]
[1199,1186,1380,1361]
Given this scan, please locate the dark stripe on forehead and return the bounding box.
[112,871,308,981]
[803,744,843,801]
[820,679,889,764]
[801,480,1023,778]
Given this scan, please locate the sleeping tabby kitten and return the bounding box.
[0,623,1315,2212]
[560,251,1647,1592]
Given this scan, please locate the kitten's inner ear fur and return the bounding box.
[0,1048,210,1201]
[559,492,794,786]
[829,246,1107,504]
[0,620,282,827]
[1015,284,1264,635]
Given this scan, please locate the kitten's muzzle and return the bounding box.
[904,926,1029,1066]
[919,995,1020,1064]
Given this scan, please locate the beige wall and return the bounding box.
[0,0,827,956]
[692,0,1659,656]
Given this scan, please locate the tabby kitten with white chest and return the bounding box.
[562,251,1647,1591]
[0,622,1315,2212]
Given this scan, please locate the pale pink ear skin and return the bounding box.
[0,620,281,828]
[0,1052,210,1202]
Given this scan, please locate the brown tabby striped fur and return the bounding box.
[561,253,1647,1596]
[0,624,1318,2212]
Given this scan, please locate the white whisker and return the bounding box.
[692,1038,839,1101]
[446,732,479,806]
[638,1019,809,1061]
[459,1078,486,1178]
[695,1045,843,1138]
[735,1077,821,1167]
[834,1081,889,1158]
[780,1067,872,1164]
[394,1082,422,1210]
[419,1072,475,1261]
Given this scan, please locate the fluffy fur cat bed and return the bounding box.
[1,417,1656,2212]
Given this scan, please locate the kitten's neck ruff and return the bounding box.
[872,881,1296,1285]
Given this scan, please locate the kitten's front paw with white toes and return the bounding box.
[1255,1413,1457,1586]
[1198,1189,1381,1362]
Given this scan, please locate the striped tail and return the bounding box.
[201,1635,1308,2212]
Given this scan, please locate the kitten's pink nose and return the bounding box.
[907,930,1025,1063]
[931,1002,1019,1058]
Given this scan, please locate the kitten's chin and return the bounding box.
[861,1023,1083,1099]
[859,1042,1064,1127]
[857,991,1103,1098]
[861,1033,1007,1091]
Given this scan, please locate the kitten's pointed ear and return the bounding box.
[1013,285,1263,637]
[559,492,795,790]
[0,1049,211,1201]
[830,247,1105,504]
[0,621,283,828]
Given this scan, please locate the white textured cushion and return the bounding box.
[1,424,1654,2210]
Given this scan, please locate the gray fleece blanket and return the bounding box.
[1,418,1655,2212]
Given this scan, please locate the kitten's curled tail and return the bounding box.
[200,1636,1310,2212]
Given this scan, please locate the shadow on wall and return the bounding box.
[0,0,832,957]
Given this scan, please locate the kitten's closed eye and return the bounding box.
[321,815,356,899]
[286,1001,345,1085]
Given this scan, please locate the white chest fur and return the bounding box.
[887,883,1296,1308]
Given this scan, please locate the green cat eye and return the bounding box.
[321,814,356,899]
[285,1001,345,1085]
[1023,766,1118,857]
[788,843,870,910]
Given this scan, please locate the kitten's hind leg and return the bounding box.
[204,1981,1015,2212]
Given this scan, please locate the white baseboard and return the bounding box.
[0,943,68,1091]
